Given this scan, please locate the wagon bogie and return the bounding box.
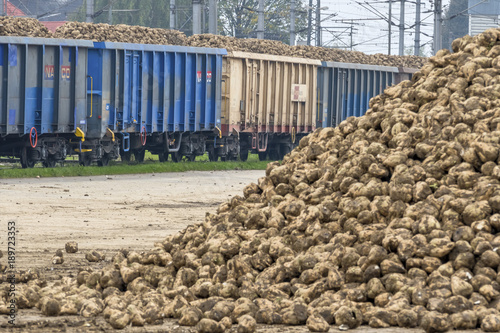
[236,131,296,161]
[177,134,206,160]
[149,132,207,162]
[75,137,120,167]
[36,136,69,167]
[207,135,239,161]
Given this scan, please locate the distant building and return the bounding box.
[468,0,500,36]
[2,0,83,32]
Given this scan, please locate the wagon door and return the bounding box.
[86,49,102,138]
[123,50,142,132]
[332,67,348,127]
[57,46,73,133]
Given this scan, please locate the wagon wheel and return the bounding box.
[208,146,218,162]
[79,153,92,166]
[121,151,132,163]
[171,151,181,163]
[158,152,168,162]
[42,156,57,168]
[268,149,280,161]
[134,150,145,163]
[279,145,291,160]
[97,154,110,167]
[240,149,249,162]
[21,147,35,168]
[258,152,267,161]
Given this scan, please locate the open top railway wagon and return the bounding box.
[219,52,321,162]
[83,41,226,165]
[0,37,92,168]
[0,35,417,168]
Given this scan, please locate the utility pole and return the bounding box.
[388,0,392,55]
[316,0,321,46]
[208,0,217,34]
[202,4,205,32]
[350,20,353,51]
[433,0,442,53]
[414,0,421,55]
[1,0,5,16]
[307,0,313,45]
[193,0,202,35]
[86,0,94,23]
[257,0,264,39]
[290,0,296,45]
[108,1,112,24]
[399,0,405,55]
[170,0,176,29]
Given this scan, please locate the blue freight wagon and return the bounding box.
[84,41,226,165]
[0,36,93,168]
[317,61,416,128]
[0,36,227,167]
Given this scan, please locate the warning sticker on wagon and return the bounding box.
[207,71,212,83]
[197,71,202,83]
[291,84,307,102]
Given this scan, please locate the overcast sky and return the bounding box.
[304,0,451,56]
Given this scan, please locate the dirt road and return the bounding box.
[0,170,265,273]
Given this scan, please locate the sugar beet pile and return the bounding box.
[185,34,424,68]
[54,22,425,68]
[54,21,187,47]
[6,17,500,332]
[0,17,51,37]
[0,16,426,68]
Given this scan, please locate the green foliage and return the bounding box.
[442,0,469,50]
[404,44,432,57]
[70,0,190,30]
[218,0,308,44]
[71,0,307,44]
[0,153,268,179]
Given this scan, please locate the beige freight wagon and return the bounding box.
[208,51,322,161]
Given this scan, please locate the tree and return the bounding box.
[442,0,469,50]
[70,0,308,44]
[404,45,431,57]
[218,0,308,44]
[70,0,190,31]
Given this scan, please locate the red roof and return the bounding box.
[5,2,25,16]
[41,21,65,33]
[1,2,66,33]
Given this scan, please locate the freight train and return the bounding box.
[0,36,416,168]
